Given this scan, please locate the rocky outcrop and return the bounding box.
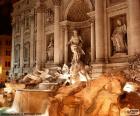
[48,73,126,116]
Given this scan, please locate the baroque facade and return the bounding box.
[10,0,140,77]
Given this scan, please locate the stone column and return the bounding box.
[91,21,95,63]
[11,26,15,76]
[95,0,105,63]
[36,1,45,70]
[53,0,61,64]
[128,0,140,55]
[64,26,68,64]
[20,16,24,74]
[30,12,34,68]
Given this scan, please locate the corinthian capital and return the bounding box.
[52,0,61,6]
[36,0,46,13]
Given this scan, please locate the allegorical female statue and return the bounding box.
[47,37,54,61]
[111,19,127,54]
[68,30,85,63]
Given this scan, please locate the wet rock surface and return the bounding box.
[1,56,140,116]
[48,73,127,116]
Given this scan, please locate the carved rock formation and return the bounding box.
[48,73,126,116]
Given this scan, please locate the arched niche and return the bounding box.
[46,33,54,63]
[14,44,20,67]
[64,0,94,21]
[63,0,94,64]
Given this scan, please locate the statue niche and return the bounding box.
[110,16,127,56]
[14,44,20,68]
[23,42,30,66]
[47,36,54,62]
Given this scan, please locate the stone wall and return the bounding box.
[10,0,140,77]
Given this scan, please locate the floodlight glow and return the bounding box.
[123,82,138,93]
[0,65,2,74]
[4,87,12,93]
[6,107,17,113]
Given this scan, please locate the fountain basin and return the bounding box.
[11,89,54,114]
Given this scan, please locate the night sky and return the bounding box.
[0,0,13,35]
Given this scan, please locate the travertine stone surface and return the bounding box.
[128,0,140,55]
[48,74,126,116]
[10,0,140,76]
[95,0,105,63]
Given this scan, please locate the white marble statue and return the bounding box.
[68,30,85,63]
[47,37,54,61]
[111,19,127,54]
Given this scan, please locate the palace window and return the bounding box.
[5,40,11,46]
[5,61,11,67]
[5,50,11,56]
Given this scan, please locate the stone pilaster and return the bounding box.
[64,26,68,64]
[90,21,95,63]
[20,16,24,74]
[128,0,140,55]
[30,11,35,68]
[53,0,61,64]
[36,1,45,69]
[11,26,15,76]
[95,0,105,63]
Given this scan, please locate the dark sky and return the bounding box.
[0,0,13,35]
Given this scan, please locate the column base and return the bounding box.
[95,58,105,63]
[45,62,58,68]
[91,62,129,78]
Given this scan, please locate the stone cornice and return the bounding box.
[87,11,95,18]
[87,11,95,23]
[60,20,91,28]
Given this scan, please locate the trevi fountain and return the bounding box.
[1,0,140,116]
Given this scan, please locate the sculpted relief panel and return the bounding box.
[110,15,127,56]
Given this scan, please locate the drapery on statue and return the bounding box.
[47,37,54,61]
[111,19,127,54]
[68,30,85,64]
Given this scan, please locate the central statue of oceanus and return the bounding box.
[68,30,85,64]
